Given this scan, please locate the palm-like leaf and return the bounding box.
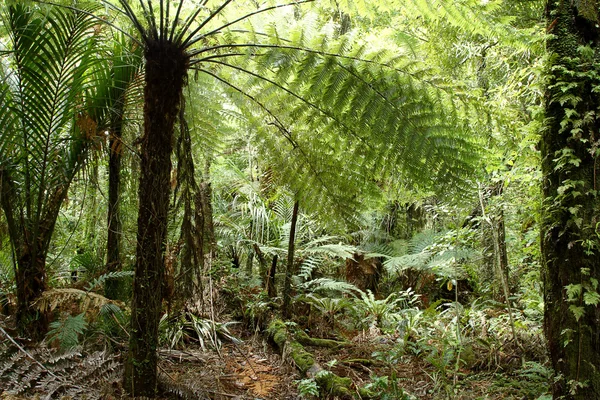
[0,4,99,238]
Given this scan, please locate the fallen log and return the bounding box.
[267,320,353,398]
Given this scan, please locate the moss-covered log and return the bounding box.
[295,330,349,349]
[267,320,352,398]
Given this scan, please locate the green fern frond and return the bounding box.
[85,270,134,292]
[301,277,360,296]
[46,312,87,351]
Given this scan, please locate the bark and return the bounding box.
[253,243,268,286]
[199,178,216,257]
[542,2,600,398]
[282,200,299,318]
[123,40,188,397]
[176,101,199,303]
[267,254,278,298]
[105,125,125,300]
[1,168,66,340]
[480,182,510,301]
[245,250,254,277]
[14,246,48,340]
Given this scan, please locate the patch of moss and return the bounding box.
[315,371,352,397]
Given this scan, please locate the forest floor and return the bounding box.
[0,313,551,399]
[155,324,550,400]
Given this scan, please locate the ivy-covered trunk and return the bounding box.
[123,40,188,397]
[542,2,600,398]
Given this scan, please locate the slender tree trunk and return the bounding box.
[105,125,124,300]
[199,178,216,258]
[480,182,509,300]
[245,251,254,277]
[282,200,299,318]
[543,2,600,398]
[267,254,278,298]
[123,41,188,397]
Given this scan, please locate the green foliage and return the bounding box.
[352,288,420,330]
[295,378,319,399]
[158,311,240,351]
[85,270,134,292]
[0,3,101,236]
[46,312,88,351]
[363,373,416,400]
[299,278,360,297]
[384,228,479,284]
[302,293,352,329]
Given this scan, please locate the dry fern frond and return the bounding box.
[0,340,121,399]
[33,288,125,317]
[158,372,209,400]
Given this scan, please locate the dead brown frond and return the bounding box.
[33,288,125,318]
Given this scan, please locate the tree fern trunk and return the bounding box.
[15,244,48,341]
[543,2,600,398]
[123,41,188,397]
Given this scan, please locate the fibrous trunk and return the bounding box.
[542,2,600,398]
[15,244,48,340]
[123,40,187,397]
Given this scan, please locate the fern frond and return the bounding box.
[46,313,87,351]
[301,278,360,296]
[85,270,134,292]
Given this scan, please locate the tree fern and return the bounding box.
[34,0,483,390]
[0,3,105,338]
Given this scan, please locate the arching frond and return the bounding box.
[0,4,101,249]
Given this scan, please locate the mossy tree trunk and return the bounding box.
[542,2,600,398]
[123,40,188,397]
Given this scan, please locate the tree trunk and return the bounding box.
[267,254,278,298]
[480,182,509,301]
[199,178,216,258]
[1,169,61,340]
[282,200,299,318]
[123,41,188,397]
[105,125,125,300]
[14,245,48,341]
[542,2,600,398]
[245,250,254,277]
